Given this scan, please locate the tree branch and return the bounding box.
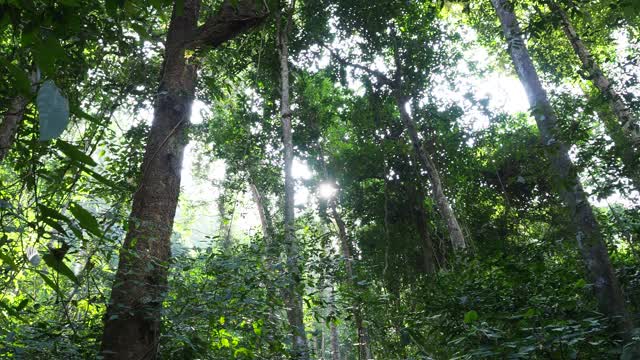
[324,45,395,88]
[187,0,269,50]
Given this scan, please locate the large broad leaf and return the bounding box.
[38,204,72,223]
[42,252,79,285]
[57,140,97,167]
[37,271,65,298]
[37,80,70,141]
[81,165,124,190]
[69,202,102,237]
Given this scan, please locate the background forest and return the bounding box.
[1,0,640,359]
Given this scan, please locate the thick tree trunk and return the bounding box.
[100,2,198,358]
[395,97,466,250]
[0,95,29,162]
[491,0,634,340]
[101,1,266,358]
[277,5,309,358]
[548,0,640,190]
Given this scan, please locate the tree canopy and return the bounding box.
[1,0,640,359]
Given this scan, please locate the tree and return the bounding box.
[490,0,634,341]
[276,0,310,357]
[101,1,266,358]
[546,0,640,191]
[332,52,467,251]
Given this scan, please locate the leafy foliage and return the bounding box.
[1,0,640,359]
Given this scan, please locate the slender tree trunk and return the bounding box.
[312,128,372,359]
[218,186,238,251]
[332,50,466,252]
[330,305,340,360]
[101,1,266,358]
[248,174,285,356]
[0,95,29,162]
[250,182,274,242]
[412,185,436,274]
[320,327,326,358]
[548,0,640,190]
[329,202,372,360]
[277,3,309,358]
[491,0,634,340]
[218,184,230,248]
[395,97,466,250]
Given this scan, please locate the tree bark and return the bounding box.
[491,0,634,340]
[412,185,436,274]
[0,95,29,162]
[277,2,309,358]
[100,1,266,358]
[329,201,373,360]
[548,0,640,190]
[395,97,467,250]
[330,308,340,360]
[249,181,275,243]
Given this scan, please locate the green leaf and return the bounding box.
[42,252,79,285]
[69,202,102,237]
[38,204,72,223]
[33,37,67,76]
[37,80,70,141]
[0,60,31,95]
[42,217,68,236]
[57,140,97,166]
[0,250,17,270]
[464,310,478,324]
[15,298,29,312]
[81,166,123,190]
[252,321,262,336]
[72,106,101,125]
[37,271,65,297]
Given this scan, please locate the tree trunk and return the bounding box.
[330,310,340,360]
[329,202,372,360]
[218,186,237,251]
[277,4,309,358]
[395,96,466,250]
[101,1,266,358]
[249,181,275,243]
[548,0,640,190]
[491,0,634,340]
[313,128,372,359]
[412,185,436,274]
[0,95,29,162]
